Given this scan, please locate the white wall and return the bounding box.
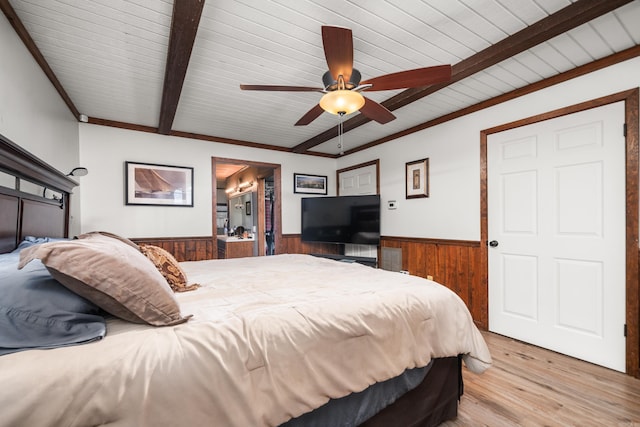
[0,12,81,234]
[79,124,336,237]
[340,56,640,241]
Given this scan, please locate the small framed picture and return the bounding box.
[245,201,251,215]
[406,158,429,199]
[125,161,194,206]
[294,173,328,195]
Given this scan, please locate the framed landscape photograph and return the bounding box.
[125,161,194,206]
[294,173,328,195]
[406,158,429,199]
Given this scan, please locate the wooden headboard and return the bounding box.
[0,133,78,254]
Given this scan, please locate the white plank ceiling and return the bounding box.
[5,0,640,156]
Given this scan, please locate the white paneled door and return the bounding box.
[338,162,379,259]
[488,102,626,372]
[338,163,378,196]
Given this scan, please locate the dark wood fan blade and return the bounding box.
[359,97,396,124]
[322,26,353,83]
[295,104,325,126]
[360,65,452,91]
[240,84,324,92]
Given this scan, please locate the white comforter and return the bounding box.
[0,254,491,426]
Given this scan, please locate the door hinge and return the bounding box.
[624,323,627,337]
[623,123,627,137]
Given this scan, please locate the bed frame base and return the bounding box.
[361,356,462,427]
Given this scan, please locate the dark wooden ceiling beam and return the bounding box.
[157,0,205,135]
[291,0,634,154]
[0,0,80,120]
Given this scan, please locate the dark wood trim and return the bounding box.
[171,130,313,154]
[87,117,158,133]
[0,133,78,193]
[382,236,480,248]
[336,159,380,195]
[626,89,639,378]
[86,117,336,158]
[157,0,205,134]
[484,89,638,134]
[0,0,80,120]
[479,131,489,331]
[273,166,283,255]
[480,88,640,378]
[212,157,283,258]
[257,177,266,256]
[292,0,634,154]
[211,158,219,258]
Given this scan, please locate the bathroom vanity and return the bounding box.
[217,235,255,259]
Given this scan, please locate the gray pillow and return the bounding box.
[0,254,106,356]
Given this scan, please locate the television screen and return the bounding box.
[301,195,380,245]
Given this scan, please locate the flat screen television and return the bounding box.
[301,195,380,245]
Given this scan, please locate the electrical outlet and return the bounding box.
[387,200,397,210]
[399,270,409,275]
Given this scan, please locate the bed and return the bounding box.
[0,133,491,426]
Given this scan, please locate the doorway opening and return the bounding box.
[211,157,282,257]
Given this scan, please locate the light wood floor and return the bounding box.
[441,331,640,426]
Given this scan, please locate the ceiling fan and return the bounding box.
[240,26,452,126]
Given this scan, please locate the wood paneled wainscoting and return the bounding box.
[130,235,339,262]
[278,234,342,256]
[131,236,215,261]
[381,236,486,329]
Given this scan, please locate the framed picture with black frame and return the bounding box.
[293,173,328,195]
[125,161,194,206]
[405,158,429,199]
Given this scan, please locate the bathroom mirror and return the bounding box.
[228,192,256,234]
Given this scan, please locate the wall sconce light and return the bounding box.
[67,167,89,177]
[238,180,254,189]
[226,180,255,196]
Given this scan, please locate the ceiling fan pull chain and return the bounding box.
[338,112,345,155]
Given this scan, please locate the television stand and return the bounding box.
[310,253,377,268]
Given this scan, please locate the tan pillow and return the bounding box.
[18,234,191,326]
[139,244,200,293]
[77,230,140,250]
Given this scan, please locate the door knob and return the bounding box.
[489,240,499,247]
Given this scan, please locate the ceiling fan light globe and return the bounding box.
[319,90,365,115]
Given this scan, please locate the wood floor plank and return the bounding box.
[441,331,640,426]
